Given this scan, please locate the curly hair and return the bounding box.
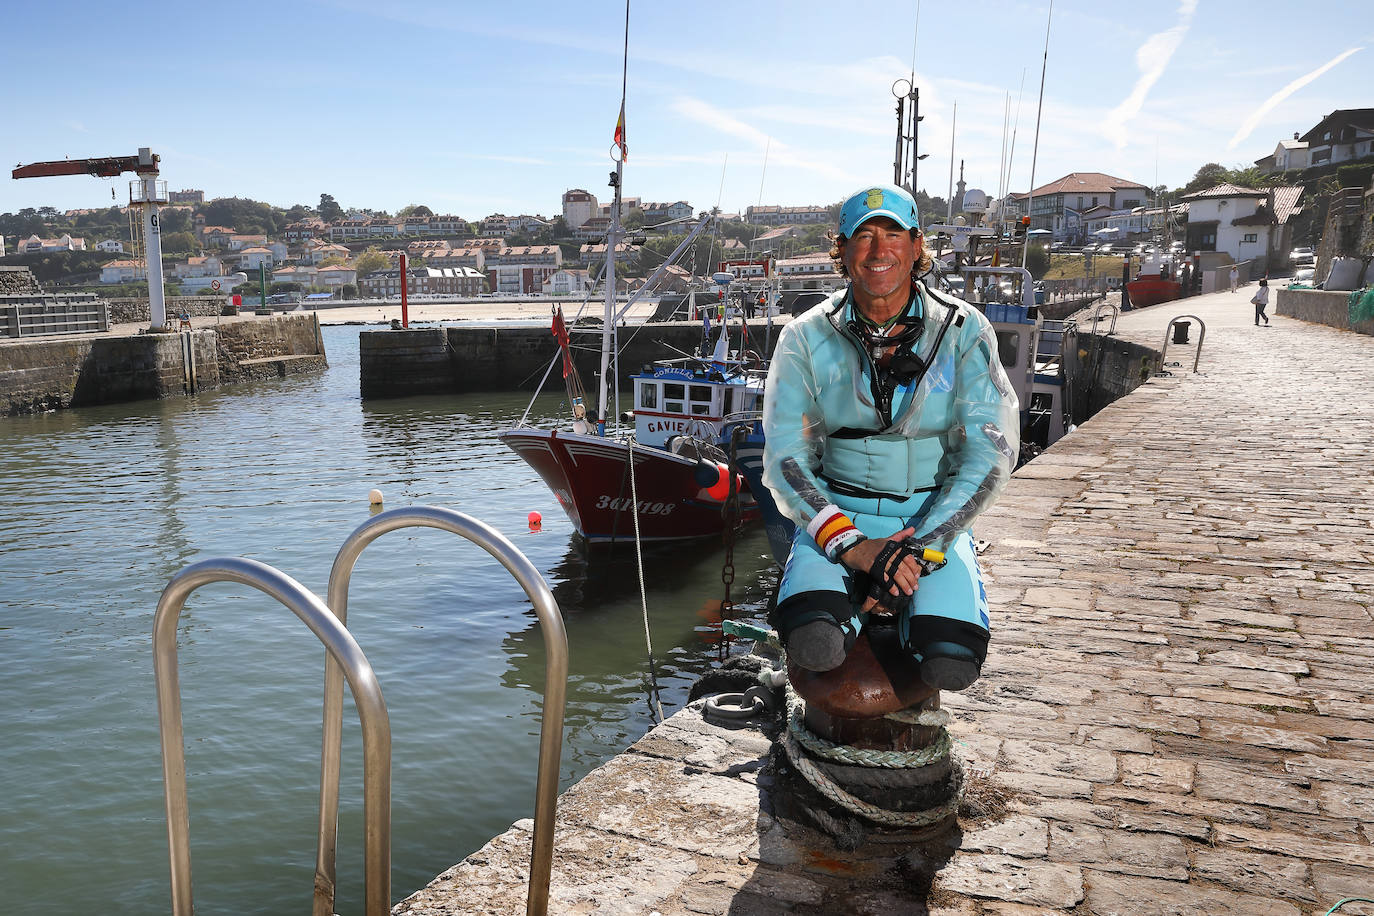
[828,228,933,279]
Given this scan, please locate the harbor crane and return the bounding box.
[13,148,172,331]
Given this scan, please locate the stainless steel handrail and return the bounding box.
[1158,314,1207,374]
[314,506,568,916]
[153,557,392,916]
[1090,299,1120,335]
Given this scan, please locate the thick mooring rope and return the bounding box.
[785,687,952,769]
[774,676,965,828]
[781,725,964,829]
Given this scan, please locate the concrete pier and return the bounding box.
[395,285,1374,914]
[359,318,786,398]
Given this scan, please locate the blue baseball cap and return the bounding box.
[838,184,920,238]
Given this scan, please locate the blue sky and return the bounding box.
[3,0,1370,221]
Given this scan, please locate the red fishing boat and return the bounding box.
[498,109,760,543]
[1125,255,1183,307]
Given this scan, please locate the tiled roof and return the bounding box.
[1180,183,1268,200]
[1026,172,1150,196]
[1269,186,1303,224]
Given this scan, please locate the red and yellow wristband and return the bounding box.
[807,505,865,562]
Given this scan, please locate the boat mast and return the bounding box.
[599,0,631,436]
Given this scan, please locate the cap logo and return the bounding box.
[864,188,885,209]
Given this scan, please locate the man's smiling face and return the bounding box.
[841,216,921,310]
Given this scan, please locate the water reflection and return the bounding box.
[0,325,786,914]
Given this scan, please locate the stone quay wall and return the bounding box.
[214,313,327,383]
[0,314,325,416]
[1277,287,1374,337]
[1062,330,1159,426]
[106,295,235,323]
[360,320,781,398]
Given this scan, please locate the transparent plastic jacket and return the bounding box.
[761,282,1019,552]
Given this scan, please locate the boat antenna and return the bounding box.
[909,0,920,82]
[1021,0,1052,269]
[946,101,956,223]
[715,153,728,213]
[1001,69,1026,238]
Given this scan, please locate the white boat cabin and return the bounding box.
[631,364,762,449]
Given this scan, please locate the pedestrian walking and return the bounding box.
[1251,278,1270,326]
[1229,265,1239,293]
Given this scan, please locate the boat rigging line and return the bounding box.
[626,437,666,724]
[1021,0,1053,269]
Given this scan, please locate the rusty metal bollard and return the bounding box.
[783,624,962,837]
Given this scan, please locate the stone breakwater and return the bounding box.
[0,266,42,295]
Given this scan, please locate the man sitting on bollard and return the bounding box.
[761,184,1018,692]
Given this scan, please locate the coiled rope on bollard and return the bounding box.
[778,676,964,829]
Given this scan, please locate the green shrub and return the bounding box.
[1336,163,1374,190]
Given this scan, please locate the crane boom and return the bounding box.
[13,152,159,180]
[12,147,170,331]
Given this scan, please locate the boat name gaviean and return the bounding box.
[595,495,675,515]
[643,419,713,435]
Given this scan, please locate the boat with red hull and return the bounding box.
[499,425,758,543]
[1125,252,1183,307]
[1125,273,1182,307]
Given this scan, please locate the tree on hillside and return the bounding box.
[353,246,390,278]
[1228,166,1267,189]
[318,193,345,223]
[0,208,48,240]
[1180,163,1232,195]
[397,204,433,218]
[200,197,281,235]
[914,191,948,224]
[161,232,198,255]
[284,204,313,221]
[159,207,193,234]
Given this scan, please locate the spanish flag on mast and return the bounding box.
[614,101,627,160]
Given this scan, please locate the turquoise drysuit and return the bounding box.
[761,280,1019,669]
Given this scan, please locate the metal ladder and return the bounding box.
[1157,314,1207,375]
[152,506,568,916]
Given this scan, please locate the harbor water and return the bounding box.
[0,323,777,914]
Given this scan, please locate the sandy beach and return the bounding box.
[309,298,663,326]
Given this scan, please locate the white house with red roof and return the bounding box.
[1010,172,1152,243]
[99,259,144,283]
[1181,183,1303,273]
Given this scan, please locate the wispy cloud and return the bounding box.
[672,97,774,148]
[1101,0,1198,149]
[1227,47,1364,150]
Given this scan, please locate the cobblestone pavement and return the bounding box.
[395,287,1374,915]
